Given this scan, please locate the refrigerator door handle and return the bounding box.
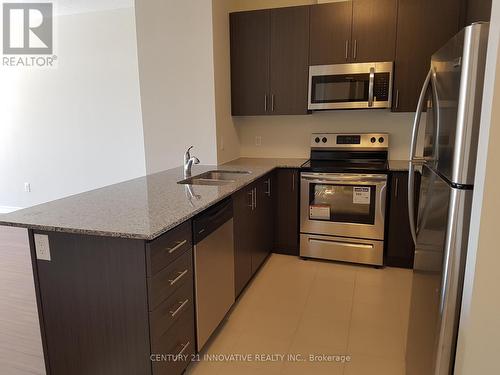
[409,69,432,161]
[408,69,432,245]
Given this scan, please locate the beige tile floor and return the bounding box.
[186,254,412,375]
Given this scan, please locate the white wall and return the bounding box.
[454,3,500,374]
[212,0,241,164]
[0,1,146,209]
[135,0,219,174]
[236,111,415,160]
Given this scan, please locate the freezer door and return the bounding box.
[406,165,473,375]
[430,23,489,185]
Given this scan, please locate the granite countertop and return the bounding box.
[0,158,306,240]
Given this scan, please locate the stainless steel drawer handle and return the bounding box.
[309,238,374,249]
[168,269,188,286]
[170,298,189,318]
[168,239,187,254]
[176,341,190,356]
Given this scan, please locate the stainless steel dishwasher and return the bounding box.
[193,198,234,351]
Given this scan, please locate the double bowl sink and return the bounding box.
[178,170,251,186]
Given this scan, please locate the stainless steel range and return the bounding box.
[300,133,389,266]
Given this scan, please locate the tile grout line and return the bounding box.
[277,260,319,375]
[342,268,359,375]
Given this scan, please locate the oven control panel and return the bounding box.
[311,133,389,149]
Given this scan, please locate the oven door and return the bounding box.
[300,173,387,240]
[308,62,393,110]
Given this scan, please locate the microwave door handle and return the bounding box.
[368,67,375,107]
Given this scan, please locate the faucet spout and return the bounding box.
[183,146,200,178]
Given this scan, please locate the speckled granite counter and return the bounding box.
[0,158,306,240]
[388,160,411,171]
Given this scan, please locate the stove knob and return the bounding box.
[315,137,320,143]
[322,137,327,143]
[370,137,376,143]
[379,137,385,143]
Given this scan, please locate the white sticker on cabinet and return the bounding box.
[353,187,371,204]
[34,234,51,261]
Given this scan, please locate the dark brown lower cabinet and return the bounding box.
[31,221,194,375]
[233,182,257,296]
[385,171,421,268]
[233,173,275,297]
[274,169,299,255]
[254,174,275,271]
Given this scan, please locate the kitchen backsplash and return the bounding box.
[235,110,421,161]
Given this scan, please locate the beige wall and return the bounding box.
[136,0,218,173]
[236,111,415,160]
[454,2,500,373]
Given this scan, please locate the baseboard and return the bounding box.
[0,206,22,214]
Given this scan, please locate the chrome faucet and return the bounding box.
[183,146,200,178]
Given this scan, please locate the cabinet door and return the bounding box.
[269,6,310,115]
[309,2,353,65]
[464,0,492,24]
[392,0,461,112]
[386,171,421,268]
[230,10,270,116]
[252,174,275,272]
[351,0,398,63]
[233,185,256,297]
[274,169,299,256]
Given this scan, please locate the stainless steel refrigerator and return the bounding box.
[406,22,489,375]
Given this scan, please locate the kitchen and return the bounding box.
[0,0,498,375]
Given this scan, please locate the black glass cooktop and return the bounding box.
[300,159,389,173]
[301,150,389,173]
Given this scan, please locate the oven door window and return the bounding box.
[309,183,376,224]
[311,73,369,104]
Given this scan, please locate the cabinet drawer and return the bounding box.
[150,280,193,343]
[147,221,192,276]
[148,249,192,310]
[151,308,195,375]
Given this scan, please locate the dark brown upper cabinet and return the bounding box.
[309,0,397,65]
[351,0,398,63]
[392,0,461,112]
[269,6,310,115]
[309,1,353,65]
[230,10,270,116]
[230,6,310,116]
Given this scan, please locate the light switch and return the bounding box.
[34,234,51,261]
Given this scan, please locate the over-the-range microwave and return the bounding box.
[308,61,393,110]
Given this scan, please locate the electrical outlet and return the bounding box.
[24,182,31,192]
[34,234,51,261]
[255,136,262,146]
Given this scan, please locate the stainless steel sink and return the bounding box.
[178,170,251,185]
